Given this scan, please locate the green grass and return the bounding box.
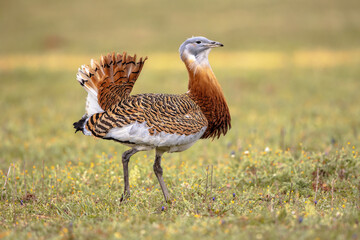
[1,147,359,239]
[1,0,360,239]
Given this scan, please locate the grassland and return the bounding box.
[1,0,360,239]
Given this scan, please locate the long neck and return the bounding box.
[184,56,231,139]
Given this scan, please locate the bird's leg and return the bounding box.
[120,148,139,202]
[153,149,170,203]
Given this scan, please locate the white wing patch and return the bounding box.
[76,65,104,116]
[105,121,206,152]
[85,93,104,116]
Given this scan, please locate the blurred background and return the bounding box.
[1,0,360,53]
[1,0,360,167]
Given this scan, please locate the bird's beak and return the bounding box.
[208,41,224,48]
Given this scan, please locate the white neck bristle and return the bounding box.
[182,49,211,68]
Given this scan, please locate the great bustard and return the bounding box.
[74,36,231,202]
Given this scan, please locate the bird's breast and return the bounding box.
[105,121,207,152]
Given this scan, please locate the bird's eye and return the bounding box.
[196,41,201,44]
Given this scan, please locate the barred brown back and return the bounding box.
[85,93,208,138]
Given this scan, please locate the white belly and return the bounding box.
[104,121,206,153]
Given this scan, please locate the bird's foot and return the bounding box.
[164,197,172,205]
[119,193,130,203]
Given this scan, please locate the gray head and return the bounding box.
[179,36,223,63]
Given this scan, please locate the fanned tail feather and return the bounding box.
[76,52,147,115]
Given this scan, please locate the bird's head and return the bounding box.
[179,36,223,65]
